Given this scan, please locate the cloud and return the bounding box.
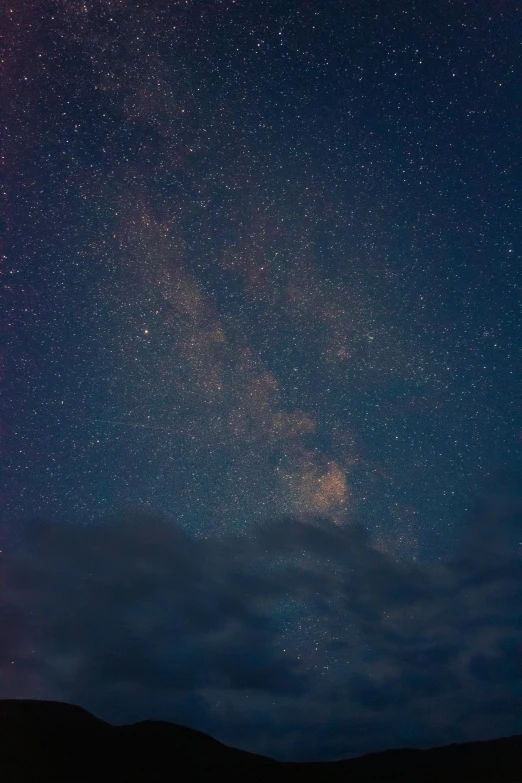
[1,469,521,760]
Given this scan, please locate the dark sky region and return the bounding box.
[1,0,521,763]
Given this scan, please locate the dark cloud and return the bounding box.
[1,471,521,760]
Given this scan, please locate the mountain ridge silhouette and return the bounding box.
[1,698,521,781]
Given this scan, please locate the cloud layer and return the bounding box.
[1,471,521,761]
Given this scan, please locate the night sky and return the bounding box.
[2,0,521,763]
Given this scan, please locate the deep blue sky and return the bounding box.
[2,0,521,762]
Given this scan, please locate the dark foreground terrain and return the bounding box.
[1,699,521,782]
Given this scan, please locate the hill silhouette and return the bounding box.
[1,699,521,781]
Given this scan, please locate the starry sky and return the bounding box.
[2,0,521,763]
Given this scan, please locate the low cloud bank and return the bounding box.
[1,470,521,761]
